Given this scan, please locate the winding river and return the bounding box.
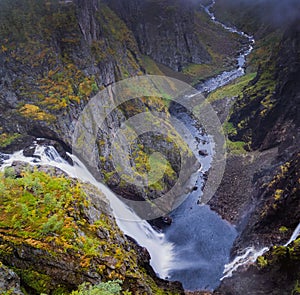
[160,1,255,290]
[0,1,264,292]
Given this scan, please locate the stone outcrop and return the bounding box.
[0,163,183,294]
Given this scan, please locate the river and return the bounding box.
[0,1,256,292]
[161,1,255,291]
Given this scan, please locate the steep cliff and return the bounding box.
[0,163,183,294]
[205,6,300,295]
[228,22,300,154]
[106,0,211,71]
[209,19,300,232]
[0,0,142,151]
[223,21,300,251]
[0,0,200,218]
[106,0,246,81]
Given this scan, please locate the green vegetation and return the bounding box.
[225,139,247,155]
[0,167,130,288]
[258,236,300,267]
[223,122,237,137]
[0,0,144,122]
[247,30,283,71]
[141,55,164,76]
[182,63,223,84]
[257,256,268,268]
[279,226,288,233]
[0,132,21,148]
[0,166,181,294]
[14,268,53,294]
[181,9,244,84]
[70,281,127,295]
[260,157,298,221]
[207,72,257,102]
[133,147,177,192]
[292,281,300,295]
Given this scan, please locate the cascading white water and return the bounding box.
[284,223,300,246]
[221,223,300,279]
[0,144,174,279]
[221,246,269,280]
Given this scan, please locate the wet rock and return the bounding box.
[163,216,173,225]
[37,139,73,165]
[0,153,9,165]
[0,263,23,295]
[23,145,36,157]
[198,150,209,157]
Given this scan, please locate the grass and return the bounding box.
[0,167,133,281]
[225,139,247,155]
[207,72,257,102]
[141,55,165,75]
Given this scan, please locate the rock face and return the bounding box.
[229,22,300,154]
[208,8,300,295]
[106,0,211,71]
[0,0,248,219]
[0,0,142,151]
[0,0,200,216]
[215,236,300,295]
[0,163,183,294]
[106,0,245,73]
[0,263,23,295]
[223,22,300,248]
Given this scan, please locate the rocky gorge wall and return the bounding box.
[1,0,299,294]
[0,0,245,293]
[203,2,300,293]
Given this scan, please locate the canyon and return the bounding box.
[0,0,299,294]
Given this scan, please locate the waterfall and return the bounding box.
[221,222,300,279]
[0,144,174,279]
[221,246,269,280]
[284,223,300,246]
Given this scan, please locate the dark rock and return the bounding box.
[0,135,35,154]
[163,216,173,225]
[198,150,209,157]
[228,22,300,154]
[0,263,23,295]
[0,153,9,166]
[106,0,211,71]
[216,237,300,295]
[23,145,36,157]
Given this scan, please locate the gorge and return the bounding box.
[0,0,299,294]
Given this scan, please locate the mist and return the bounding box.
[211,0,300,27]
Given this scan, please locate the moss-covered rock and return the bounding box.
[0,163,183,294]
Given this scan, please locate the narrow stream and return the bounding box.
[197,0,255,93]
